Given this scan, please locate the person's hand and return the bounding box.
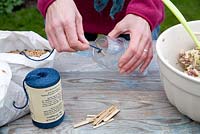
[45,0,89,52]
[108,14,153,74]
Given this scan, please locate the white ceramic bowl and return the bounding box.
[156,20,200,122]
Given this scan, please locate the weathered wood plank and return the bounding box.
[0,71,200,134]
[60,71,162,91]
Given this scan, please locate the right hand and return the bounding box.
[108,14,153,74]
[45,0,89,52]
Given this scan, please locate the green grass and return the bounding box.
[0,7,46,37]
[0,1,200,38]
[160,0,200,32]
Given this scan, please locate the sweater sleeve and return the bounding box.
[37,0,55,17]
[126,0,164,31]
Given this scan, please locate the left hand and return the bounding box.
[108,14,153,74]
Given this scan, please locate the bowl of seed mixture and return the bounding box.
[156,20,200,122]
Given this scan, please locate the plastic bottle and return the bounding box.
[91,35,148,76]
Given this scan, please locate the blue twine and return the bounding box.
[13,79,30,109]
[13,68,60,109]
[21,47,102,58]
[25,68,60,88]
[13,68,64,129]
[90,44,102,53]
[20,49,55,61]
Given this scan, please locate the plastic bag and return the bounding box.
[0,31,56,85]
[0,61,12,108]
[0,80,29,126]
[0,31,55,126]
[0,61,27,126]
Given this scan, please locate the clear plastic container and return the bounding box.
[91,35,148,76]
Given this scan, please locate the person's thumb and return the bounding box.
[108,23,124,38]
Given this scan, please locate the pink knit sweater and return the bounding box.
[37,0,164,34]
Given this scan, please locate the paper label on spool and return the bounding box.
[25,80,64,123]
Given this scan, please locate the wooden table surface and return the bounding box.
[1,57,200,134]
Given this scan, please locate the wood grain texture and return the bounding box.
[1,70,200,134]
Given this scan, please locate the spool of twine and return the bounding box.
[14,68,65,129]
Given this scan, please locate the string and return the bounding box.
[12,45,101,109]
[89,44,102,53]
[13,78,30,109]
[19,49,55,61]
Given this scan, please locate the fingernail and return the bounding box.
[127,70,132,74]
[85,46,90,49]
[119,63,123,68]
[140,69,144,73]
[83,44,89,49]
[85,39,89,44]
[120,69,125,74]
